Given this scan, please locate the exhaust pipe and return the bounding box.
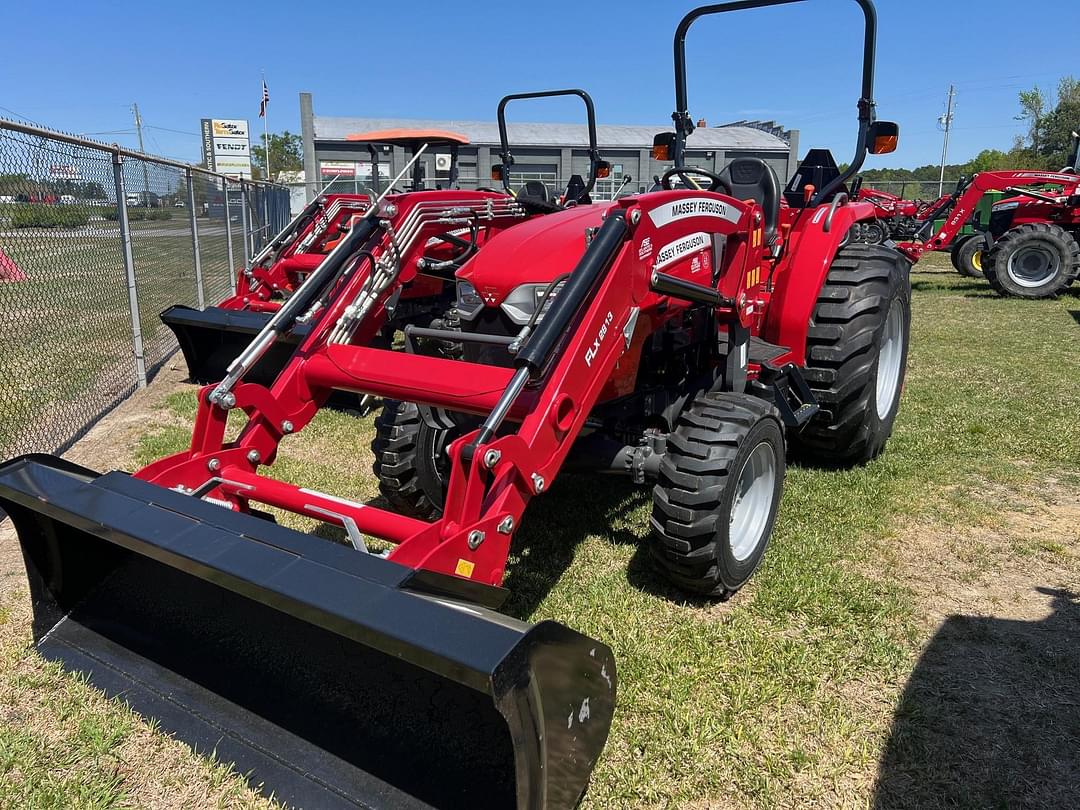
[0,455,615,809]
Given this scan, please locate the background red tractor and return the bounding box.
[0,1,909,807]
[897,155,1080,298]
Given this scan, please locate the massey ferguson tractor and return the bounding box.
[849,181,920,243]
[0,1,909,807]
[897,133,1080,297]
[163,101,613,389]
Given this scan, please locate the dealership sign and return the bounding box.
[201,118,253,178]
[320,161,356,177]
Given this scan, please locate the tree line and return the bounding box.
[857,76,1079,186]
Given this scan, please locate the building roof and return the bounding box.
[313,116,790,151]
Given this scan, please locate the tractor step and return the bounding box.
[747,335,790,366]
[753,361,820,428]
[0,455,615,810]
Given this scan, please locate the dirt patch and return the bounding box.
[871,483,1080,809]
[63,360,195,471]
[898,485,1080,623]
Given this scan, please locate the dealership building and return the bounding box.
[298,92,799,201]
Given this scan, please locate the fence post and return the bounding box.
[240,181,251,268]
[186,168,205,309]
[262,188,270,250]
[111,151,148,388]
[223,177,236,294]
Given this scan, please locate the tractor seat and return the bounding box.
[718,158,780,243]
[516,180,562,214]
[563,174,592,205]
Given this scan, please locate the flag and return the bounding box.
[259,80,270,118]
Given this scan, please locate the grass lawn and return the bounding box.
[0,217,241,458]
[1,252,1079,808]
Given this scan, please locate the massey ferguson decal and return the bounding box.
[654,231,710,271]
[647,197,740,228]
[1009,172,1077,183]
[638,237,653,260]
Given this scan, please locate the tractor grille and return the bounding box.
[989,208,1016,239]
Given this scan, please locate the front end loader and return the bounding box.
[896,166,1080,297]
[0,2,908,807]
[162,130,484,387]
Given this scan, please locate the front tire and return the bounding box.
[793,243,911,466]
[984,223,1080,298]
[951,234,986,278]
[862,220,888,245]
[650,393,785,598]
[371,401,452,520]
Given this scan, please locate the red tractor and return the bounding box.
[163,101,614,390]
[0,1,909,807]
[850,181,919,243]
[849,179,959,245]
[897,154,1080,298]
[162,130,476,386]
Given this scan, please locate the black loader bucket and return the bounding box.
[160,305,306,386]
[0,455,616,809]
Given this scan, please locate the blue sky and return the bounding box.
[2,0,1075,169]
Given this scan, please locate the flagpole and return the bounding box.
[261,71,272,182]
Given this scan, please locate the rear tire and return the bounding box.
[984,223,1080,298]
[650,393,785,598]
[792,243,911,466]
[371,401,451,521]
[951,234,986,278]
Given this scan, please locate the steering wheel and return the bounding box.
[661,166,733,195]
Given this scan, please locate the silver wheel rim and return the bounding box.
[1007,245,1058,288]
[875,298,904,420]
[728,441,776,562]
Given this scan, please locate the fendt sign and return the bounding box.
[200,118,253,178]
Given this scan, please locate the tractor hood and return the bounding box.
[458,203,612,308]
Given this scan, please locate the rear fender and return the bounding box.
[764,200,872,365]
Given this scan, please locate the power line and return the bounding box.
[145,124,200,137]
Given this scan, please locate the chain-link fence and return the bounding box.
[0,118,290,458]
[859,179,963,201]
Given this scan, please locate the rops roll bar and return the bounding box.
[671,0,880,205]
[496,88,607,202]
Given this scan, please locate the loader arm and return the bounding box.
[896,170,1080,261]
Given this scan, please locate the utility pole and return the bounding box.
[131,102,151,205]
[937,85,955,198]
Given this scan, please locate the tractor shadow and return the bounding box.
[313,479,681,614]
[910,278,985,295]
[502,474,718,618]
[501,474,644,618]
[872,587,1080,809]
[1069,309,1080,327]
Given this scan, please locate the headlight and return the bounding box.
[500,281,565,325]
[993,201,1020,211]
